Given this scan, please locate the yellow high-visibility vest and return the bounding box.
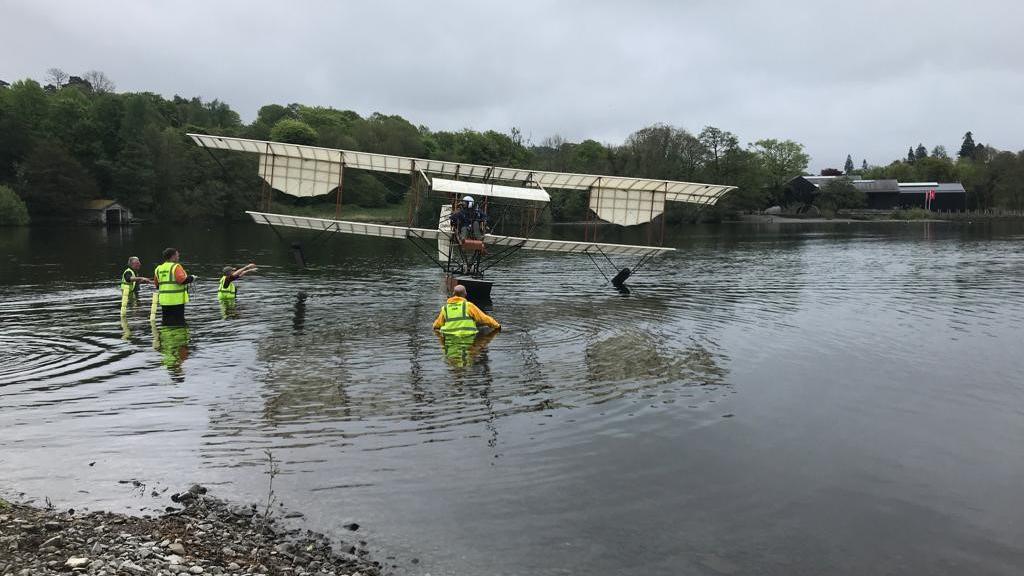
[440,301,478,336]
[217,275,236,300]
[154,261,189,306]
[120,267,138,295]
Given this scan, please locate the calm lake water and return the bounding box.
[2,221,1024,575]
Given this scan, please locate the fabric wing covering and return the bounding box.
[258,155,341,198]
[246,212,673,258]
[589,187,666,226]
[191,134,734,220]
[431,178,549,203]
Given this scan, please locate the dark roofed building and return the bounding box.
[896,182,967,211]
[78,199,134,226]
[0,80,10,88]
[786,176,966,211]
[787,176,899,209]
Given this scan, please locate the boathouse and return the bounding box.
[78,199,134,226]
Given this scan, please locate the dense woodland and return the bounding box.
[2,69,1023,226]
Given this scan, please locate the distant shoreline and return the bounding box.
[738,214,946,224]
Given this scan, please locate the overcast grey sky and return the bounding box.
[2,0,1023,171]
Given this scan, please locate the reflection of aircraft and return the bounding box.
[436,329,500,369]
[188,135,735,302]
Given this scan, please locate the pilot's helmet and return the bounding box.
[463,195,474,208]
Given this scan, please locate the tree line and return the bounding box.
[826,131,1024,211]
[1,69,1021,226]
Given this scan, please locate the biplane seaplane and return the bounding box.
[188,134,735,303]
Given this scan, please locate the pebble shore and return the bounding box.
[0,485,384,576]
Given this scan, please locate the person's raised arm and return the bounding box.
[235,263,258,278]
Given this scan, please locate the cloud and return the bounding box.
[2,0,1022,171]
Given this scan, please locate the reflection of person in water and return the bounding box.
[292,291,308,333]
[120,314,132,341]
[436,328,499,368]
[152,320,190,380]
[219,299,238,320]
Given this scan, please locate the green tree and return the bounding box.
[549,189,589,221]
[698,126,739,179]
[350,113,425,157]
[343,172,388,207]
[907,147,916,164]
[0,184,30,225]
[567,139,612,174]
[913,156,956,183]
[861,159,868,171]
[814,178,866,213]
[82,70,115,94]
[623,124,706,180]
[249,104,294,139]
[7,80,49,132]
[109,140,157,214]
[931,145,949,159]
[0,87,32,181]
[17,140,98,218]
[844,154,854,174]
[915,143,928,161]
[712,147,768,214]
[958,131,976,159]
[749,139,809,203]
[270,118,318,145]
[974,143,989,162]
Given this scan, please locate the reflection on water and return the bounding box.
[436,330,499,369]
[2,222,1024,575]
[586,330,727,389]
[153,323,190,381]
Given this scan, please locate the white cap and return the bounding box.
[463,195,474,206]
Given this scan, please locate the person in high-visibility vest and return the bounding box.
[432,284,501,336]
[120,256,152,304]
[218,263,258,302]
[153,247,195,326]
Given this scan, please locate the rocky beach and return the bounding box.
[0,485,384,576]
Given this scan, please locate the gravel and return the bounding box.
[0,486,383,576]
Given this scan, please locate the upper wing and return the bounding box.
[191,134,734,207]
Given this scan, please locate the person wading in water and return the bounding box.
[217,263,258,302]
[432,284,501,336]
[120,256,152,306]
[153,248,195,326]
